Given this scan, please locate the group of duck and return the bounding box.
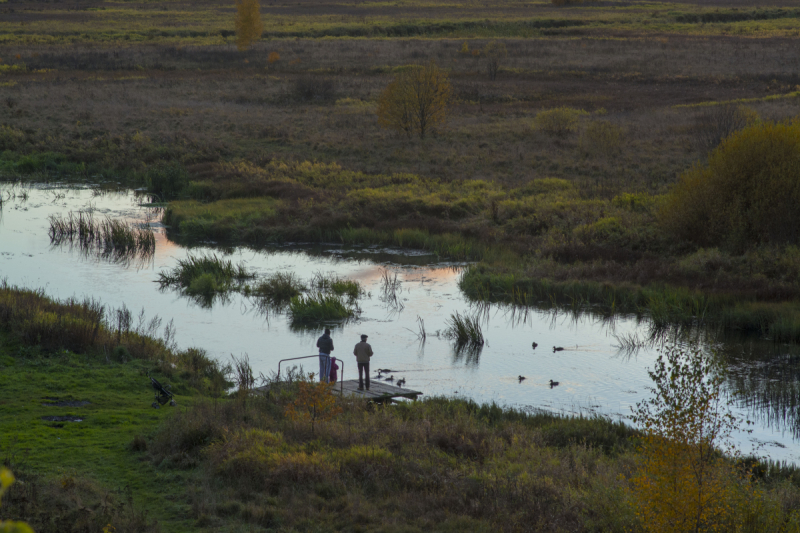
[374,342,562,390]
[376,369,405,387]
[518,342,560,388]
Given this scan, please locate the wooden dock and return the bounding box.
[255,379,422,402]
[335,379,422,401]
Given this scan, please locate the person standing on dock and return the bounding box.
[353,334,373,391]
[317,328,334,383]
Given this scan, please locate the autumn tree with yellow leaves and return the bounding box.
[235,0,263,51]
[629,345,755,533]
[377,61,452,139]
[284,381,342,434]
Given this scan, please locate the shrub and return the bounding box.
[581,120,624,156]
[146,162,189,200]
[483,41,507,81]
[268,51,280,64]
[629,345,752,533]
[377,61,452,139]
[534,107,587,137]
[660,120,800,250]
[291,76,335,102]
[692,104,759,153]
[235,0,263,51]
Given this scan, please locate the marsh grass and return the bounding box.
[310,271,363,301]
[48,211,155,261]
[253,271,306,307]
[288,292,358,323]
[444,311,485,348]
[157,254,255,296]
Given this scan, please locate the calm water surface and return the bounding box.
[2,183,799,462]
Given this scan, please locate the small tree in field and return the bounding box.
[235,0,263,51]
[629,344,753,533]
[284,381,342,434]
[484,40,507,81]
[377,61,452,139]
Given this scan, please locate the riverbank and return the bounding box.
[5,152,800,341]
[2,283,800,531]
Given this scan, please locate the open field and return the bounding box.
[2,1,800,331]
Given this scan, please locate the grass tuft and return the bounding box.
[48,211,155,261]
[158,254,254,291]
[444,311,485,348]
[253,271,306,307]
[288,292,358,323]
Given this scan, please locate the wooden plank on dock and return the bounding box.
[336,379,422,400]
[255,379,422,401]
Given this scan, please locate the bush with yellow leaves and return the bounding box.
[660,120,800,251]
[377,61,452,139]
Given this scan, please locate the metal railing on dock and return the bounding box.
[277,355,344,394]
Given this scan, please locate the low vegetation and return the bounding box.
[252,271,306,307]
[157,253,255,303]
[288,292,358,323]
[444,311,485,349]
[48,211,155,261]
[0,283,231,532]
[142,360,800,532]
[3,281,800,532]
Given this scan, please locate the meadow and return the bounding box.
[3,1,800,327]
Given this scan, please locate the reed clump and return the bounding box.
[158,254,255,299]
[253,271,306,307]
[444,311,485,347]
[288,292,358,323]
[310,271,363,301]
[48,211,155,260]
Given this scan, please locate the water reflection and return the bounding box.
[4,183,800,461]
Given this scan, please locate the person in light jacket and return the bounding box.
[317,328,334,383]
[353,334,373,391]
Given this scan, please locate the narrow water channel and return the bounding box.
[2,183,799,462]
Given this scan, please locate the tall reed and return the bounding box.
[48,211,155,260]
[444,311,484,347]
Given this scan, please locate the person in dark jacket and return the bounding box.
[317,328,334,383]
[329,357,339,384]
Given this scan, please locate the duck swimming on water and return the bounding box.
[549,380,560,388]
[518,375,526,382]
[553,346,564,352]
[531,342,538,349]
